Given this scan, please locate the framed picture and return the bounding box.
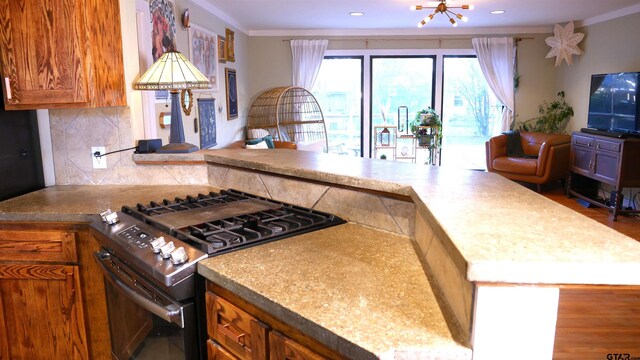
[149,0,177,62]
[197,98,217,149]
[225,28,235,62]
[225,68,238,120]
[188,23,218,90]
[217,36,226,63]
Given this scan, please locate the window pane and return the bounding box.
[371,56,435,162]
[441,56,501,170]
[312,58,362,157]
[371,57,434,128]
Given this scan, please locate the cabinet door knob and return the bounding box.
[4,77,11,100]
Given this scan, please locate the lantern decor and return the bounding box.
[380,127,391,146]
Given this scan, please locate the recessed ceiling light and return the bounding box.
[490,10,505,14]
[350,12,364,16]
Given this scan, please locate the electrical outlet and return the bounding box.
[91,146,106,169]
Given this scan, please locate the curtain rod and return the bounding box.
[282,36,534,42]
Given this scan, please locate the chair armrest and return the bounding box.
[487,134,507,160]
[536,135,571,176]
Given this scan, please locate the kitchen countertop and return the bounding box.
[190,149,640,286]
[0,185,219,222]
[0,184,471,358]
[198,223,471,359]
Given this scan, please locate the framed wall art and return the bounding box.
[225,68,238,120]
[149,0,176,100]
[197,98,217,149]
[225,28,235,62]
[217,36,226,63]
[149,0,177,62]
[188,23,218,90]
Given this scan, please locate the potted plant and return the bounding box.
[410,108,441,147]
[517,91,574,133]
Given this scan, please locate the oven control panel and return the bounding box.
[117,225,151,249]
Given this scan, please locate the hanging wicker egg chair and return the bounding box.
[247,86,328,152]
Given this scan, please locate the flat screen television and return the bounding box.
[587,72,640,134]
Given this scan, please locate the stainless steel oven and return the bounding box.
[90,190,344,360]
[95,249,201,360]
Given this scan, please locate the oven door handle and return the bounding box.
[94,251,185,328]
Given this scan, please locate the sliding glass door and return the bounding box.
[441,56,501,170]
[312,57,363,156]
[371,56,435,161]
[312,52,501,169]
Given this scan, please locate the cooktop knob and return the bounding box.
[159,241,175,259]
[150,236,166,253]
[99,209,119,225]
[170,247,189,265]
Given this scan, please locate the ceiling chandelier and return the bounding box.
[411,1,474,28]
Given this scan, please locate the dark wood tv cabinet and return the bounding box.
[567,131,640,220]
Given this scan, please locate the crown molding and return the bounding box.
[247,26,553,37]
[579,2,640,27]
[190,0,248,34]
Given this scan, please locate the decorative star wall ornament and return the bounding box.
[545,21,585,67]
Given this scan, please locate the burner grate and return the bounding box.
[132,192,249,216]
[122,189,345,255]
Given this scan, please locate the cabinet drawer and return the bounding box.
[206,291,268,360]
[207,339,240,360]
[572,135,594,147]
[0,230,77,263]
[595,139,621,153]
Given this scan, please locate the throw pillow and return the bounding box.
[502,130,524,157]
[245,135,275,149]
[245,140,268,149]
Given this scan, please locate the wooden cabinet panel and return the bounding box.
[593,151,619,184]
[572,134,593,148]
[570,144,592,176]
[594,138,621,153]
[0,0,125,110]
[208,339,240,360]
[207,291,268,360]
[0,229,76,262]
[0,263,89,360]
[0,0,88,108]
[0,224,111,360]
[269,331,325,360]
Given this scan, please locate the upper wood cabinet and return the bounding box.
[0,0,126,110]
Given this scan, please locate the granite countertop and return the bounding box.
[0,183,472,359]
[198,223,472,359]
[192,149,640,286]
[0,185,220,222]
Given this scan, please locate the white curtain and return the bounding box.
[472,37,515,132]
[290,39,328,89]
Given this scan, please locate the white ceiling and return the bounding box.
[195,0,640,36]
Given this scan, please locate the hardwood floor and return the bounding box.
[540,184,640,242]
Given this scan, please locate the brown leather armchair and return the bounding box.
[485,132,571,192]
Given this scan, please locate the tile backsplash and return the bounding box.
[49,107,207,185]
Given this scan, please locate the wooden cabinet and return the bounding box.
[0,227,89,360]
[269,331,325,360]
[567,132,640,220]
[0,0,126,110]
[205,281,343,360]
[207,292,268,360]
